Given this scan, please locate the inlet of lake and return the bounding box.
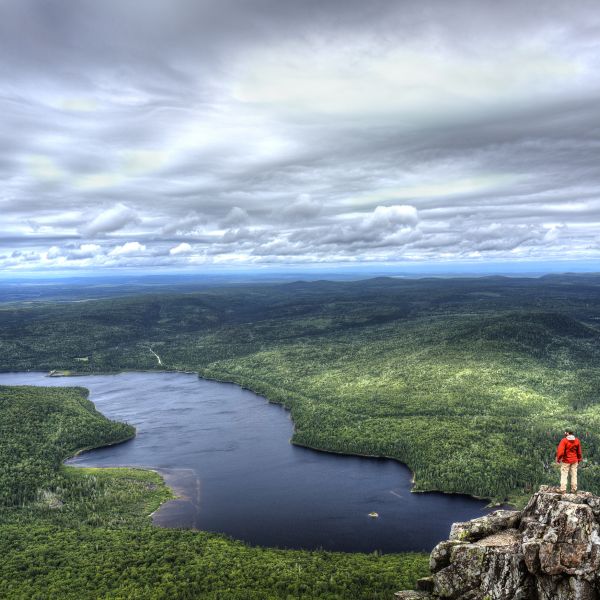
[0,371,500,553]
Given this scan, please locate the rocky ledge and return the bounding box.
[395,485,600,600]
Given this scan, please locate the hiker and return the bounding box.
[556,430,582,493]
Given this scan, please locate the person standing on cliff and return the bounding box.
[556,430,582,493]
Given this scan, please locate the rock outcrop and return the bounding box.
[395,486,600,600]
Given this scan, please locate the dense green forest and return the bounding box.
[0,384,427,599]
[0,385,135,508]
[2,274,600,503]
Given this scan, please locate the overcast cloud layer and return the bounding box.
[2,0,600,272]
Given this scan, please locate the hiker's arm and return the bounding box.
[556,439,565,462]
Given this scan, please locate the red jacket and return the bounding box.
[556,436,582,464]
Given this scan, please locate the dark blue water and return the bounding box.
[0,371,497,553]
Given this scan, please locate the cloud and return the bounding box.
[280,194,322,220]
[169,242,192,255]
[363,205,419,229]
[64,243,103,259]
[161,212,206,235]
[2,0,600,271]
[44,243,103,260]
[266,204,423,257]
[109,241,146,256]
[290,205,419,247]
[233,44,584,122]
[46,245,62,259]
[81,204,140,237]
[220,207,250,228]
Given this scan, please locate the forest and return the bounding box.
[2,274,600,504]
[0,384,427,598]
[3,273,600,596]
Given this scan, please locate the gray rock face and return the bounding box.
[449,509,521,543]
[396,486,600,600]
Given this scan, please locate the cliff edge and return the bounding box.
[396,485,600,600]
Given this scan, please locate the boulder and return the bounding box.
[430,540,464,573]
[449,510,521,543]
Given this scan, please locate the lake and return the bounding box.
[0,371,498,553]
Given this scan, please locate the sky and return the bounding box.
[2,0,600,274]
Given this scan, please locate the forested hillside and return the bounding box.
[2,274,600,502]
[0,385,134,508]
[0,385,427,599]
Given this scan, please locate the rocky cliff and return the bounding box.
[395,486,600,600]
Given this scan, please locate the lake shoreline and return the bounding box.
[3,369,499,552]
[5,365,508,508]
